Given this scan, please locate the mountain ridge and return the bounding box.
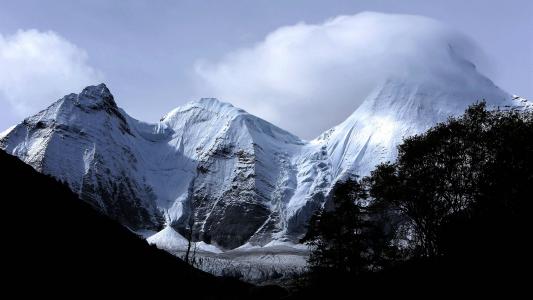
[0,69,519,251]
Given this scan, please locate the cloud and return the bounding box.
[195,12,486,139]
[0,29,102,118]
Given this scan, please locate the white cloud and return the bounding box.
[0,29,103,117]
[195,12,486,139]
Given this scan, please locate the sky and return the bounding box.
[0,0,531,139]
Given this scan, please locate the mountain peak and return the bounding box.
[187,97,240,112]
[77,83,117,109]
[195,97,228,105]
[161,97,246,123]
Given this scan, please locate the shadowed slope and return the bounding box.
[0,149,286,299]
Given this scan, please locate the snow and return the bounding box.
[512,95,532,110]
[196,241,224,254]
[146,226,224,253]
[0,125,16,140]
[147,226,189,250]
[263,240,309,251]
[0,51,517,260]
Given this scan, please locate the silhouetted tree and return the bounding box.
[368,102,533,258]
[304,177,393,276]
[184,214,195,265]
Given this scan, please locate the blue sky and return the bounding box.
[0,0,531,138]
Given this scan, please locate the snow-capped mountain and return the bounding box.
[0,86,163,230]
[280,55,517,239]
[0,64,518,251]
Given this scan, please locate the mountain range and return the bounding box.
[0,55,522,252]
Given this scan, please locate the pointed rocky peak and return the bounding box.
[77,83,118,109]
[82,83,112,98]
[9,83,133,137]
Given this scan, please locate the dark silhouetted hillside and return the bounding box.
[0,150,285,299]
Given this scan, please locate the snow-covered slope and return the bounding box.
[0,61,517,252]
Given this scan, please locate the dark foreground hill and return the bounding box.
[0,150,285,299]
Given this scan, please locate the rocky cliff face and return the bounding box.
[151,98,304,248]
[1,66,517,250]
